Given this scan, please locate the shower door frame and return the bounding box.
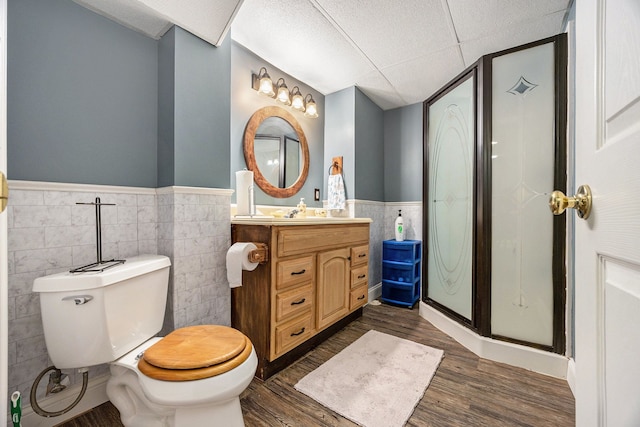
[423,67,480,332]
[423,34,568,354]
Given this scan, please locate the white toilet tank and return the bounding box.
[33,255,171,369]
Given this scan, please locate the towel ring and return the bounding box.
[328,162,340,175]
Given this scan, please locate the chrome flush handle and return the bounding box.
[61,295,94,305]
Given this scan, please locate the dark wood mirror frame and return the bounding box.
[243,106,310,198]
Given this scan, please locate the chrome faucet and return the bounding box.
[285,208,299,218]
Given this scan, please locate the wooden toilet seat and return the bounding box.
[138,325,253,381]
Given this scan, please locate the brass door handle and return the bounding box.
[549,185,592,219]
[0,171,8,213]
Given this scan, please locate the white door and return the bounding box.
[0,0,8,423]
[574,0,640,425]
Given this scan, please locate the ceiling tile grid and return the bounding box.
[232,0,375,94]
[354,70,407,110]
[379,45,466,105]
[312,0,458,69]
[459,10,567,66]
[71,0,573,110]
[446,0,571,42]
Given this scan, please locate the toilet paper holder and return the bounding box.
[248,243,268,264]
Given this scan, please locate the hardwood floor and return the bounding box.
[57,302,575,426]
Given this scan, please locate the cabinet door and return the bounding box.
[316,247,350,330]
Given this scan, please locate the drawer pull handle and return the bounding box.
[358,274,366,279]
[291,298,306,306]
[358,253,367,258]
[357,295,366,300]
[291,269,306,275]
[291,327,306,337]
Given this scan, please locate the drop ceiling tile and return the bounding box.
[447,0,570,42]
[460,11,566,66]
[73,0,574,110]
[355,71,406,110]
[232,0,374,94]
[314,0,458,69]
[381,46,466,106]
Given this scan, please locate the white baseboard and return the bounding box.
[566,357,576,397]
[368,282,382,303]
[419,302,569,379]
[20,374,110,427]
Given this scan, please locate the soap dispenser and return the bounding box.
[297,197,307,218]
[395,210,404,241]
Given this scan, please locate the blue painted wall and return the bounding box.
[173,27,231,188]
[324,87,355,200]
[9,0,231,189]
[230,42,324,207]
[383,103,423,202]
[159,26,232,188]
[354,88,384,202]
[8,0,158,187]
[8,0,425,202]
[158,28,176,188]
[325,87,387,202]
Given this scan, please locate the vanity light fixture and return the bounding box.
[291,86,305,111]
[251,67,318,118]
[275,78,291,105]
[255,67,275,97]
[303,94,318,118]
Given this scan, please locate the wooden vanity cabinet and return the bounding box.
[231,222,369,379]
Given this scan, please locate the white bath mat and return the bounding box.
[294,330,444,427]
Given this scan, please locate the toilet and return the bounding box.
[33,254,257,427]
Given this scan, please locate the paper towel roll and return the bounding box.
[226,242,259,288]
[236,170,254,216]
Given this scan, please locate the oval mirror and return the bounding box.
[243,106,310,198]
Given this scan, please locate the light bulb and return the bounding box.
[304,95,318,118]
[291,86,305,111]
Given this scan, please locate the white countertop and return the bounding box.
[231,216,372,225]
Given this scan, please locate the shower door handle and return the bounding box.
[549,185,592,220]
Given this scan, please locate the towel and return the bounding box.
[328,174,346,210]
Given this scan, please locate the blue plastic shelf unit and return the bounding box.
[381,240,421,308]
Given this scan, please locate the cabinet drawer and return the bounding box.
[274,313,315,358]
[350,285,368,310]
[277,224,369,257]
[275,284,314,322]
[276,256,314,290]
[351,244,369,266]
[351,265,368,288]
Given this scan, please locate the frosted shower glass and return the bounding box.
[427,75,474,320]
[491,42,555,346]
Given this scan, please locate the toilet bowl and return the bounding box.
[33,255,257,427]
[107,332,258,427]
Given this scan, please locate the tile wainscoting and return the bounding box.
[5,182,421,424]
[156,186,234,333]
[353,200,423,301]
[6,181,232,413]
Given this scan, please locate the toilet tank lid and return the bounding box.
[32,255,171,293]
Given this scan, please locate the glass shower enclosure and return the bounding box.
[423,34,567,353]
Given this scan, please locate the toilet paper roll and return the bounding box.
[236,170,254,216]
[226,242,259,288]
